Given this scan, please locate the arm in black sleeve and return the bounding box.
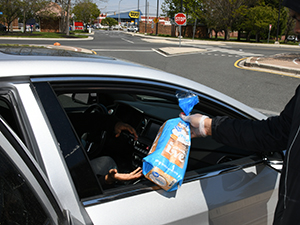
[211,85,299,152]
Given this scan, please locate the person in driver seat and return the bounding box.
[68,113,143,188]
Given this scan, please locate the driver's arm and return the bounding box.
[114,121,138,140]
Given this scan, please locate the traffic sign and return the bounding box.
[153,17,159,23]
[175,13,186,26]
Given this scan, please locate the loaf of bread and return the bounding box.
[143,118,190,192]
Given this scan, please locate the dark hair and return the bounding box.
[283,0,300,14]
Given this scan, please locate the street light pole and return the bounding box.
[155,0,159,35]
[118,0,123,31]
[276,0,282,42]
[145,0,147,34]
[138,0,140,27]
[181,0,183,12]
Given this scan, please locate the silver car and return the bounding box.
[0,47,282,225]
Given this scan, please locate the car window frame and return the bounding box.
[32,81,104,199]
[0,86,50,174]
[31,76,265,204]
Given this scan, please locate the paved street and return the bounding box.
[91,30,300,114]
[1,29,300,114]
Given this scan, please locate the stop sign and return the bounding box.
[175,13,186,26]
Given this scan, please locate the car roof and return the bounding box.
[0,47,266,120]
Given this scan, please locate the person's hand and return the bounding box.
[179,113,212,138]
[114,122,138,140]
[105,167,143,184]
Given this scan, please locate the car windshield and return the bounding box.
[136,94,172,102]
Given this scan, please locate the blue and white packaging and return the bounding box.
[143,92,199,191]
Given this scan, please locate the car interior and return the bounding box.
[0,82,262,197]
[53,83,256,192]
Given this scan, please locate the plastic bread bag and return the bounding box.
[142,91,199,192]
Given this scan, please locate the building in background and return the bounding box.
[140,15,171,26]
[107,10,142,27]
[38,2,65,32]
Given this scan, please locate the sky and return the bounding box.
[96,0,164,16]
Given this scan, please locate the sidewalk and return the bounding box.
[44,44,96,54]
[243,53,300,75]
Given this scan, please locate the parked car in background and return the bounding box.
[0,23,6,31]
[127,26,138,32]
[0,46,282,225]
[287,35,299,42]
[111,25,122,30]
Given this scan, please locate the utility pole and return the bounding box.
[276,0,282,43]
[138,0,140,28]
[118,0,122,31]
[155,0,159,35]
[181,0,183,12]
[145,0,147,33]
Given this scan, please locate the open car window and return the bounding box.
[33,79,259,200]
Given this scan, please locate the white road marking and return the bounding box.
[152,48,168,57]
[293,58,299,65]
[92,49,152,52]
[121,38,134,44]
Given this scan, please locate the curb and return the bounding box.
[0,36,94,41]
[125,32,300,48]
[44,44,95,54]
[244,57,300,75]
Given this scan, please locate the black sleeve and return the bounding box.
[211,85,299,152]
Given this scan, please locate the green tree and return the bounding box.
[101,17,117,28]
[240,5,278,41]
[20,0,50,33]
[203,0,258,40]
[263,0,280,8]
[72,0,100,31]
[0,0,22,31]
[161,0,181,19]
[162,0,206,23]
[162,0,206,37]
[283,8,296,42]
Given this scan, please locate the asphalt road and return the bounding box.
[1,30,299,114]
[90,30,300,114]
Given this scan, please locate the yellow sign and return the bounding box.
[153,18,159,23]
[129,11,140,19]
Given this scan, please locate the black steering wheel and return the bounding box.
[84,103,108,114]
[82,103,108,158]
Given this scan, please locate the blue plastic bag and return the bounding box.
[143,92,199,191]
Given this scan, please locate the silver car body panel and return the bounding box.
[0,52,279,224]
[13,83,88,224]
[85,164,279,225]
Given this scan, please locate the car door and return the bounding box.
[0,116,77,225]
[31,77,281,225]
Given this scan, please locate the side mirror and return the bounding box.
[264,152,284,173]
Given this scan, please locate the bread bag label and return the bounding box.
[143,118,191,192]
